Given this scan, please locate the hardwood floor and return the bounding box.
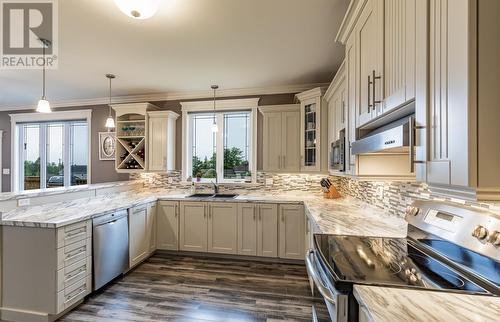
[59,253,324,322]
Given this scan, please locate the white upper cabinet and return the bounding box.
[296,88,328,172]
[383,0,416,114]
[356,0,384,127]
[147,111,179,172]
[260,104,300,172]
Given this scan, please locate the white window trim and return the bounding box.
[181,98,259,183]
[10,109,92,192]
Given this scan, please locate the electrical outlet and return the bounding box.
[265,178,274,185]
[18,198,30,207]
[376,186,384,199]
[167,177,173,184]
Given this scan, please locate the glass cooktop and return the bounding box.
[314,234,491,294]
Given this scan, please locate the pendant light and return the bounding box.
[105,74,116,130]
[114,0,160,20]
[36,38,52,113]
[211,85,219,133]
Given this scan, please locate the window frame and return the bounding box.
[10,110,92,192]
[181,98,259,183]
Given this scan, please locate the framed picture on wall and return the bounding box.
[99,132,116,161]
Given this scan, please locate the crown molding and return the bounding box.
[0,83,329,112]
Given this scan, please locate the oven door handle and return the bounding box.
[305,249,337,304]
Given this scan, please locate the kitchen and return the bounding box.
[0,0,499,322]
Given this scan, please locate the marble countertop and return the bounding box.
[0,180,140,202]
[354,285,500,322]
[0,189,407,237]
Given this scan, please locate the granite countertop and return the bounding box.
[0,189,407,237]
[0,180,140,202]
[354,285,500,322]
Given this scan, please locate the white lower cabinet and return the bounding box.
[257,203,278,257]
[237,203,278,257]
[129,203,156,268]
[179,201,208,252]
[208,203,238,254]
[157,201,179,250]
[279,204,306,260]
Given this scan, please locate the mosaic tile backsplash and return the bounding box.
[131,172,500,218]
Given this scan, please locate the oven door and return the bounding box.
[306,249,348,322]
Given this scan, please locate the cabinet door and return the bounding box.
[278,204,305,260]
[148,117,167,171]
[147,203,157,253]
[129,206,148,267]
[237,204,258,256]
[384,0,416,113]
[179,202,207,252]
[156,201,179,251]
[356,0,383,126]
[207,203,238,254]
[257,204,278,257]
[262,112,283,172]
[300,98,321,172]
[281,111,300,172]
[346,33,357,174]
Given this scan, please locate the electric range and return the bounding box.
[306,200,500,322]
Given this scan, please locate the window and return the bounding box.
[182,99,258,183]
[11,110,92,192]
[17,120,88,191]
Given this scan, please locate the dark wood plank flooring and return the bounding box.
[59,253,323,322]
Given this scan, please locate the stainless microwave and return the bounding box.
[330,129,345,172]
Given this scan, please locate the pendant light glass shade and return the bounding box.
[105,116,116,128]
[36,99,51,113]
[211,85,219,133]
[114,0,160,20]
[105,74,116,130]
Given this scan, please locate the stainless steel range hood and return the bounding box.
[351,116,412,155]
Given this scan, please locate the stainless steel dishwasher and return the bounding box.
[92,210,129,290]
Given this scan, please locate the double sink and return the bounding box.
[186,193,239,200]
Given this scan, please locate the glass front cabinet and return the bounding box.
[296,87,327,172]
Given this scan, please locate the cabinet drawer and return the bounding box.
[57,238,91,269]
[56,275,91,313]
[57,220,91,247]
[56,256,92,292]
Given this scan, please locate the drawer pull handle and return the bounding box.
[65,247,86,261]
[65,230,86,240]
[66,266,86,282]
[65,286,87,303]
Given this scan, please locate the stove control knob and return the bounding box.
[406,206,420,217]
[472,225,489,240]
[489,231,500,246]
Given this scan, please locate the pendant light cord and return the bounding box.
[108,76,112,115]
[42,41,46,99]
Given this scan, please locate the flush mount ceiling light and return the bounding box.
[105,74,116,130]
[36,38,52,113]
[211,85,219,133]
[113,0,160,20]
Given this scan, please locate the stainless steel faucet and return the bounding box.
[212,181,219,194]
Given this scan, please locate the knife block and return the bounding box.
[323,186,341,199]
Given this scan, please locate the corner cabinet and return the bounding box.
[147,111,179,171]
[260,104,301,172]
[296,88,328,172]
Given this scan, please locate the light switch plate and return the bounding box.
[18,198,30,207]
[167,177,173,184]
[265,178,273,185]
[376,186,384,199]
[2,168,10,175]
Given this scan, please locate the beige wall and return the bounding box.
[0,93,295,192]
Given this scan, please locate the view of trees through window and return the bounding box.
[190,112,251,181]
[20,121,88,190]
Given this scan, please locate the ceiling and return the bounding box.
[0,0,349,110]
